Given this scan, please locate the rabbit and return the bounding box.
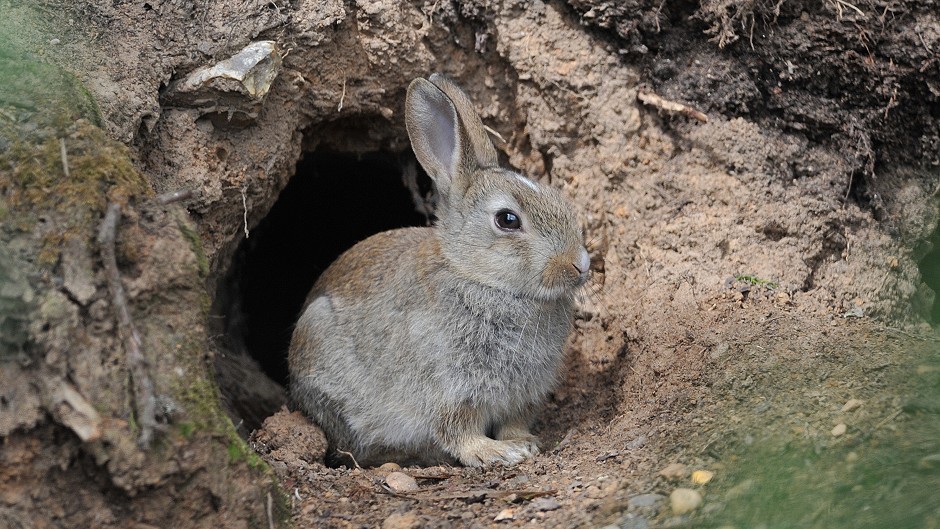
[288,73,590,467]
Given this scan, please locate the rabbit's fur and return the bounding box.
[288,74,590,467]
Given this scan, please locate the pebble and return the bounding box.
[710,342,730,360]
[691,470,714,485]
[627,493,664,510]
[658,463,688,480]
[846,451,859,463]
[669,488,703,514]
[375,462,401,477]
[841,399,864,412]
[382,511,421,529]
[384,472,419,493]
[918,453,940,470]
[494,508,515,522]
[617,513,650,529]
[831,423,847,436]
[532,497,561,511]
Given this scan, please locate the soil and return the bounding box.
[1,0,938,528]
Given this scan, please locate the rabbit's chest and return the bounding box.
[435,293,571,405]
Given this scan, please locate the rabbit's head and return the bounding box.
[406,74,589,301]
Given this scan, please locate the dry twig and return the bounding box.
[241,185,250,239]
[97,202,157,448]
[266,491,275,529]
[337,73,347,112]
[60,138,70,178]
[336,449,361,469]
[157,189,193,206]
[155,189,194,205]
[637,90,708,123]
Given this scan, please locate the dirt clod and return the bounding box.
[250,407,328,475]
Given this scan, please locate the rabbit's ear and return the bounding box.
[406,76,497,202]
[428,74,498,168]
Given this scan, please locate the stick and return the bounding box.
[241,186,250,239]
[97,202,157,449]
[60,138,70,178]
[336,449,361,469]
[637,90,708,123]
[266,491,275,529]
[155,189,194,205]
[337,73,347,112]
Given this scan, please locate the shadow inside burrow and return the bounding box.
[214,149,431,433]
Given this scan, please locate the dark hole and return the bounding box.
[223,150,431,388]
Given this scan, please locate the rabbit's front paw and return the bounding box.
[457,437,539,467]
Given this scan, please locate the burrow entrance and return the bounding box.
[216,149,432,427]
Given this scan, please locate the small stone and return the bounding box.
[691,470,714,484]
[917,453,940,470]
[627,493,664,510]
[375,462,401,476]
[617,513,650,529]
[846,451,859,463]
[382,511,421,529]
[841,399,864,412]
[50,38,61,45]
[669,488,703,514]
[494,508,515,522]
[710,342,730,360]
[627,435,648,450]
[531,497,561,511]
[831,423,847,437]
[725,479,755,500]
[384,472,419,493]
[658,463,688,480]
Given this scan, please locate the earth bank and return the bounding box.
[0,0,938,528]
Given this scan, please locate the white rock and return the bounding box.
[670,488,703,514]
[841,399,864,412]
[384,472,419,493]
[494,508,515,522]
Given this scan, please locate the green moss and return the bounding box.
[226,437,266,470]
[1,122,151,265]
[0,44,102,129]
[170,336,268,471]
[178,221,210,279]
[177,422,196,439]
[735,274,779,289]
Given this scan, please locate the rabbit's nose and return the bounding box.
[573,247,590,284]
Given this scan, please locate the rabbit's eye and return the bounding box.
[495,210,522,231]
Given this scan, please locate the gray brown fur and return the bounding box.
[288,74,590,467]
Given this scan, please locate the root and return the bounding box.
[97,202,157,449]
[637,90,708,123]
